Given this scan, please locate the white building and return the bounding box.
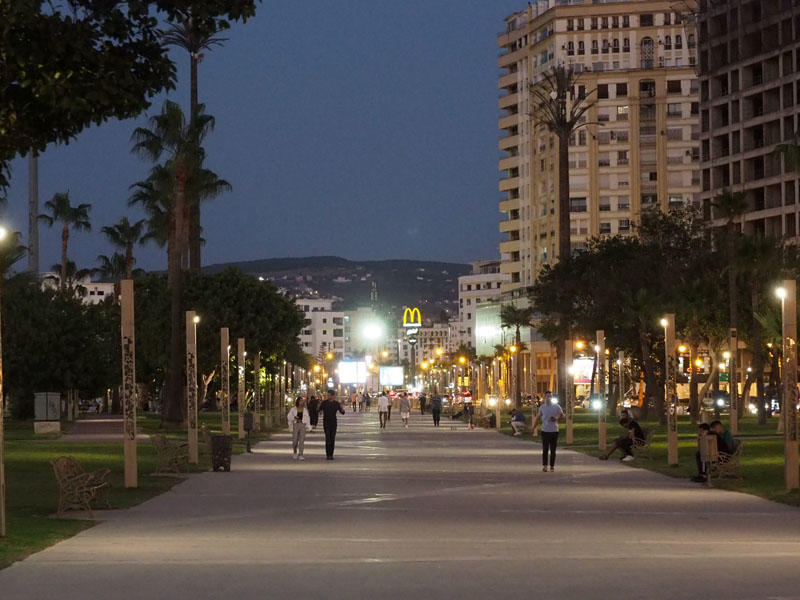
[41,273,116,306]
[397,322,454,367]
[295,298,346,360]
[457,261,509,349]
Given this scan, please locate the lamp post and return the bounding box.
[564,339,573,443]
[186,312,200,463]
[596,331,606,451]
[220,328,230,435]
[661,315,679,466]
[618,351,625,416]
[120,278,138,489]
[776,283,799,490]
[0,227,8,534]
[253,351,261,432]
[237,338,245,439]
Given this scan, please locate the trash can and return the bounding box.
[211,435,233,472]
[488,413,497,428]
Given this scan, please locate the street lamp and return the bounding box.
[186,312,200,463]
[662,314,679,466]
[775,282,799,490]
[0,226,8,535]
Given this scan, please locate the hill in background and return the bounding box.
[203,256,472,318]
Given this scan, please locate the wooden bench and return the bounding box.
[710,439,743,480]
[51,456,111,518]
[151,433,189,475]
[632,428,654,459]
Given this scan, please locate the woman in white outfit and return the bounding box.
[287,397,312,460]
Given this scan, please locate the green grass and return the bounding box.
[492,410,800,507]
[1,412,285,569]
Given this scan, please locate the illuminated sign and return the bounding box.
[379,366,405,386]
[403,307,422,345]
[338,361,368,384]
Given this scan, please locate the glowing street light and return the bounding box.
[575,340,585,350]
[678,345,687,353]
[459,356,467,364]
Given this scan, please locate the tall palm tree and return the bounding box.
[163,16,227,272]
[529,66,594,403]
[101,217,146,280]
[130,100,216,426]
[44,260,92,296]
[94,252,129,283]
[38,192,91,290]
[712,189,747,425]
[500,304,534,409]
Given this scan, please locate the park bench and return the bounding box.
[51,456,110,518]
[710,439,743,480]
[632,428,654,459]
[151,433,189,475]
[202,425,232,472]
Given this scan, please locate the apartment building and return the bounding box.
[295,298,345,360]
[498,0,700,293]
[697,0,800,235]
[397,322,453,368]
[456,260,510,348]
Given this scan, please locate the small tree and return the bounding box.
[500,304,534,409]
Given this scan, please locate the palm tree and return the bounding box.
[38,192,91,290]
[94,252,129,282]
[101,217,146,280]
[500,304,534,409]
[163,16,227,272]
[130,100,216,426]
[529,66,594,404]
[712,189,747,426]
[44,260,92,296]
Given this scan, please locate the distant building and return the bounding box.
[295,298,345,360]
[457,261,510,348]
[397,322,454,367]
[41,273,116,306]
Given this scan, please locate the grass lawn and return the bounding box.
[492,409,800,507]
[1,411,284,570]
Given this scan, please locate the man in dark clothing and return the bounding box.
[599,409,644,461]
[307,396,320,430]
[430,396,442,427]
[419,394,427,415]
[692,420,734,482]
[319,389,345,459]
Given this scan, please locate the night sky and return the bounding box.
[4,0,522,273]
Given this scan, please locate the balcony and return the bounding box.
[499,197,520,213]
[498,72,518,90]
[498,156,519,171]
[499,176,520,192]
[498,92,519,111]
[499,218,520,234]
[498,114,519,130]
[499,134,520,151]
[499,239,521,254]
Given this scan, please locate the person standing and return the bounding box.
[419,394,427,415]
[351,390,358,413]
[378,390,390,429]
[531,391,564,472]
[400,393,411,429]
[319,389,345,460]
[431,395,442,427]
[287,397,311,460]
[307,395,320,431]
[387,393,394,421]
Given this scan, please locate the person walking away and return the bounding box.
[419,394,427,415]
[378,391,390,429]
[360,392,368,412]
[319,389,345,460]
[365,394,372,412]
[531,391,564,472]
[307,395,320,431]
[431,396,442,427]
[287,397,311,460]
[351,390,358,413]
[465,398,475,429]
[400,393,411,429]
[387,393,394,421]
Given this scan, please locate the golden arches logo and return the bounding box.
[402,307,421,327]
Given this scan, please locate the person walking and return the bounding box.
[400,393,411,429]
[307,395,320,431]
[531,391,564,472]
[319,389,345,460]
[350,390,358,413]
[387,393,394,421]
[287,397,311,460]
[378,390,390,429]
[431,395,442,427]
[419,394,427,415]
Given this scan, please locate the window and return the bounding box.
[667,103,682,117]
[322,330,327,335]
[616,105,629,120]
[668,194,683,206]
[667,80,682,94]
[599,152,611,166]
[675,35,682,49]
[617,150,629,165]
[570,197,587,212]
[333,329,343,337]
[623,38,630,52]
[664,35,672,50]
[601,17,609,28]
[612,38,620,53]
[602,39,610,53]
[641,37,654,68]
[567,41,574,55]
[597,83,609,98]
[578,41,585,55]
[591,40,599,54]
[591,17,598,29]
[567,18,574,31]
[617,196,630,210]
[619,219,630,231]
[599,197,612,211]
[691,101,699,115]
[663,12,671,25]
[322,318,327,323]
[640,14,653,27]
[688,33,696,49]
[616,82,628,96]
[648,172,658,181]
[612,16,619,28]
[641,194,657,205]
[599,222,612,234]
[577,18,584,30]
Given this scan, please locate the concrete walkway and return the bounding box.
[2,412,800,599]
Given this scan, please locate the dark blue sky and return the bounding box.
[5,0,522,272]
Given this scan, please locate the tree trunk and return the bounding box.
[689,343,699,425]
[189,53,202,272]
[727,220,739,424]
[751,286,768,425]
[557,131,571,262]
[163,173,187,426]
[60,223,69,290]
[514,327,522,409]
[28,152,39,273]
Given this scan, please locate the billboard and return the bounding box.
[571,357,595,385]
[379,366,404,387]
[338,361,368,384]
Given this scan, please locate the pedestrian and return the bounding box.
[307,395,320,431]
[419,394,427,415]
[400,393,411,429]
[319,389,345,460]
[531,391,564,472]
[287,396,311,460]
[360,392,368,412]
[351,390,358,413]
[387,393,395,421]
[378,390,390,429]
[431,395,442,427]
[365,394,372,412]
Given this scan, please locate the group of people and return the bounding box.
[287,390,345,460]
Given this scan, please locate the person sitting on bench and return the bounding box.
[510,408,526,436]
[599,409,644,462]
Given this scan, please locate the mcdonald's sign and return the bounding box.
[402,307,422,328]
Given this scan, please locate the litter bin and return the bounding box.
[488,413,497,428]
[210,435,233,472]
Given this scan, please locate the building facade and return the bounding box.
[698,0,800,235]
[498,0,700,292]
[456,260,510,348]
[295,298,345,360]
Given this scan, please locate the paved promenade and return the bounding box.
[2,412,800,599]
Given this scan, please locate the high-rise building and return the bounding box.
[456,260,510,348]
[498,0,701,292]
[295,298,345,360]
[697,0,800,235]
